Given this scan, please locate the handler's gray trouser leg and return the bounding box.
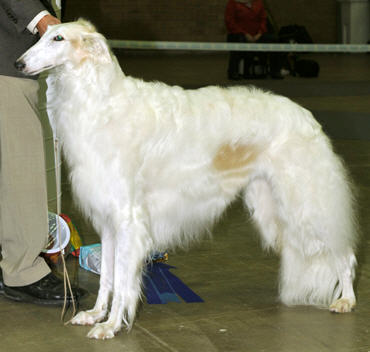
[0,75,50,286]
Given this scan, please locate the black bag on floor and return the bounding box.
[295,59,320,77]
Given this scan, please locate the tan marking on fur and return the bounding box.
[70,39,89,64]
[70,38,81,50]
[213,144,258,172]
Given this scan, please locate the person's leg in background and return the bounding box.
[227,33,252,80]
[257,33,285,79]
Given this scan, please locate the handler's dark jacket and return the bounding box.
[0,0,55,78]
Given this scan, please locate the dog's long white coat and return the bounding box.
[18,20,358,339]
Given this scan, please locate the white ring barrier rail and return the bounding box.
[108,40,370,53]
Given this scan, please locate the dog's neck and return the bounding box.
[47,56,124,109]
[59,56,122,88]
[45,55,127,141]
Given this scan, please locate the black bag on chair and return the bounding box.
[278,25,319,78]
[278,25,313,44]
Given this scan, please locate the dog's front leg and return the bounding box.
[87,205,151,339]
[72,229,114,326]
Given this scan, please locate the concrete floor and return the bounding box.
[0,52,369,351]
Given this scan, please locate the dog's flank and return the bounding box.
[16,19,358,340]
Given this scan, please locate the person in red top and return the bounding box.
[225,0,267,40]
[225,0,283,79]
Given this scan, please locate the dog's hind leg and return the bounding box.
[245,143,357,312]
[329,253,357,313]
[71,228,114,326]
[244,176,283,252]
[270,142,357,311]
[279,245,356,312]
[87,205,152,339]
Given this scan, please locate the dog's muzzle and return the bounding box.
[14,60,26,72]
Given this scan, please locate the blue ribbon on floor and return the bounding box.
[144,262,204,304]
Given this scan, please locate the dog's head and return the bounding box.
[15,19,112,75]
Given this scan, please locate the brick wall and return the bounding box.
[64,0,337,43]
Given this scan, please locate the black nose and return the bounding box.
[14,60,26,71]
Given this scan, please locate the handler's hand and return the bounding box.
[36,14,61,36]
[254,33,262,41]
[245,33,255,42]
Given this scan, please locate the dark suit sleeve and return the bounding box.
[0,0,48,32]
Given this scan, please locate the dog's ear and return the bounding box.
[76,18,97,33]
[76,32,112,64]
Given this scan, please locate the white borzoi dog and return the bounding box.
[17,20,358,339]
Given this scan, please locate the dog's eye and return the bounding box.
[53,35,64,42]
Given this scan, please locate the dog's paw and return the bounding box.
[71,310,105,326]
[329,298,355,313]
[87,322,117,340]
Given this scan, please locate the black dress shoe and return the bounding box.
[3,272,87,305]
